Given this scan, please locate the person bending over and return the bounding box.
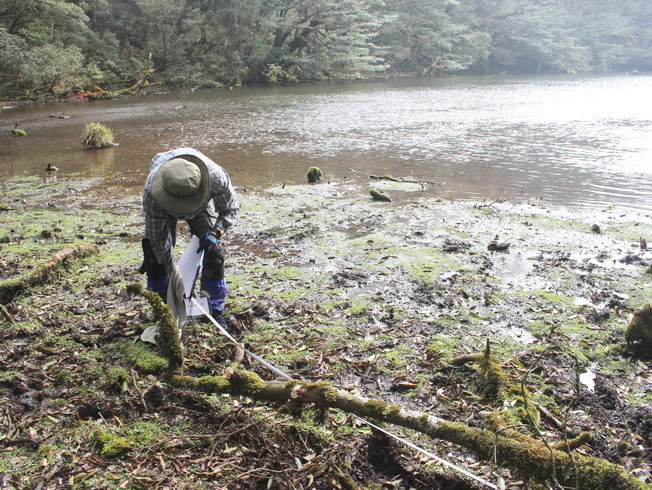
[140,147,238,323]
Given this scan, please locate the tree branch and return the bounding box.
[0,244,99,304]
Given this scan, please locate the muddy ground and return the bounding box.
[0,175,651,489]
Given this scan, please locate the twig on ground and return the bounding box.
[0,304,14,323]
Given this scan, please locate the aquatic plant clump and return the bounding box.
[626,302,652,353]
[82,122,115,149]
[307,166,323,183]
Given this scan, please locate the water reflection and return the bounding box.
[1,75,651,212]
[85,147,117,175]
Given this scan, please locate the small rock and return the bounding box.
[488,235,510,251]
[144,384,166,409]
[370,189,391,202]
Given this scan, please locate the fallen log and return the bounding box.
[167,369,646,490]
[0,244,99,304]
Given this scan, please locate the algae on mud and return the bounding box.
[0,176,651,488]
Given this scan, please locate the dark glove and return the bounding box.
[139,238,167,279]
[198,230,225,280]
[197,229,222,257]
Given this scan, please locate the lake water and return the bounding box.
[1,74,651,212]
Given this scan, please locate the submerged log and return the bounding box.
[166,369,646,490]
[0,244,99,304]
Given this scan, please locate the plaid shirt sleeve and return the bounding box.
[142,148,239,271]
[205,159,239,235]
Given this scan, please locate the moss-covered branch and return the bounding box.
[126,283,184,374]
[167,369,646,490]
[0,244,99,304]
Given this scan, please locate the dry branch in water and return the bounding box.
[0,244,99,304]
[348,168,438,187]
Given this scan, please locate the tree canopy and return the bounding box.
[0,0,649,97]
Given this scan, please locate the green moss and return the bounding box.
[424,335,459,365]
[126,282,143,295]
[0,370,22,382]
[306,381,338,403]
[120,342,168,374]
[285,379,303,390]
[234,370,266,394]
[381,344,413,370]
[363,399,401,419]
[36,444,53,458]
[106,367,130,384]
[0,277,26,303]
[0,319,39,336]
[92,429,133,458]
[0,244,99,303]
[168,374,196,388]
[401,247,464,283]
[34,344,58,355]
[344,295,373,316]
[196,375,231,394]
[54,369,75,384]
[478,350,509,399]
[91,421,165,460]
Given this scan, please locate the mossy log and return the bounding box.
[126,283,184,374]
[167,369,646,490]
[0,244,99,304]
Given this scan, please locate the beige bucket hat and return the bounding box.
[151,155,210,216]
